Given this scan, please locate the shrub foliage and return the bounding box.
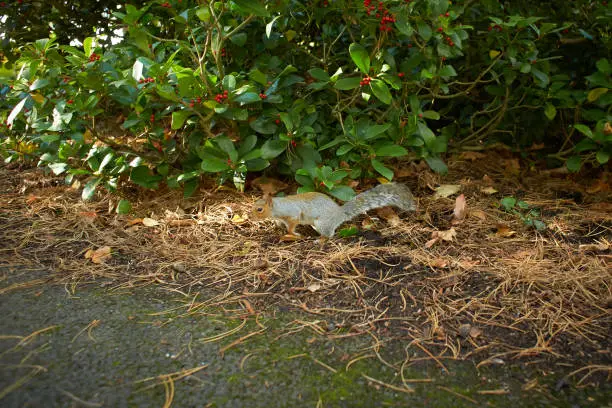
[1,0,610,201]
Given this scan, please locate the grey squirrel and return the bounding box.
[250,183,416,237]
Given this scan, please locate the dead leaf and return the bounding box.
[142,217,160,227]
[452,194,467,224]
[425,237,440,248]
[433,184,461,199]
[578,242,610,252]
[79,211,98,219]
[376,207,401,226]
[603,122,612,135]
[469,326,483,339]
[480,186,498,195]
[430,258,448,268]
[459,151,486,161]
[230,214,248,224]
[438,228,457,242]
[458,259,480,270]
[482,175,494,186]
[307,283,322,292]
[26,195,39,205]
[126,218,143,227]
[85,246,112,264]
[251,177,288,195]
[495,224,516,237]
[470,210,487,220]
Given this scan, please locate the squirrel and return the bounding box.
[250,183,416,237]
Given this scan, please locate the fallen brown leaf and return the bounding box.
[433,184,461,199]
[430,258,449,268]
[480,186,498,195]
[126,218,144,227]
[470,210,487,221]
[142,217,160,227]
[578,242,610,252]
[85,246,112,264]
[438,228,457,242]
[230,214,248,224]
[376,207,401,226]
[495,224,516,237]
[459,151,486,161]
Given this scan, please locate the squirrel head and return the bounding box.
[250,194,273,220]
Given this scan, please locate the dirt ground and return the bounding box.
[0,153,610,405]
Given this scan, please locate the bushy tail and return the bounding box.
[340,183,416,222]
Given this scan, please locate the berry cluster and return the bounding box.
[488,25,502,32]
[364,1,395,32]
[138,77,155,84]
[150,114,155,122]
[161,2,171,8]
[359,76,372,87]
[259,92,267,99]
[67,99,74,104]
[215,90,229,103]
[221,47,227,57]
[88,53,100,62]
[444,36,455,47]
[188,97,202,108]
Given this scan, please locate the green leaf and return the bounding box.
[336,144,354,156]
[250,117,277,134]
[196,6,211,22]
[438,65,457,77]
[83,37,94,57]
[370,79,392,104]
[334,77,362,90]
[266,15,281,38]
[130,166,162,189]
[417,22,432,41]
[566,156,581,173]
[215,136,238,162]
[308,68,330,82]
[500,197,516,211]
[596,150,609,164]
[29,78,50,91]
[222,74,236,91]
[231,0,270,17]
[587,88,608,103]
[116,199,132,214]
[531,68,549,87]
[574,124,593,138]
[156,84,179,101]
[417,123,436,147]
[177,171,201,182]
[365,123,391,140]
[329,185,356,202]
[98,152,114,173]
[48,162,68,175]
[533,220,547,231]
[349,43,370,75]
[201,156,230,172]
[544,103,557,120]
[234,92,262,104]
[238,134,258,157]
[375,144,408,157]
[596,58,610,74]
[371,158,394,180]
[249,69,267,85]
[520,63,532,73]
[337,226,359,238]
[7,97,27,126]
[172,110,194,130]
[279,112,293,131]
[82,177,101,201]
[230,32,247,47]
[422,110,440,120]
[183,179,199,198]
[425,156,448,174]
[261,140,287,159]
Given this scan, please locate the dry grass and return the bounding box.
[0,156,610,385]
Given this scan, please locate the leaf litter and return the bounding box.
[1,155,611,391]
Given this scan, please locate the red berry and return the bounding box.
[437,27,443,32]
[445,12,450,17]
[407,43,413,48]
[488,26,493,31]
[275,119,281,124]
[398,72,405,78]
[418,113,423,118]
[67,99,74,104]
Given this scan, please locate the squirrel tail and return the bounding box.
[317,183,416,237]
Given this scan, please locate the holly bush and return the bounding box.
[1,0,610,203]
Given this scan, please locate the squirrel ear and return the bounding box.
[264,193,273,207]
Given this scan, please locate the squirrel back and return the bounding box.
[251,183,416,237]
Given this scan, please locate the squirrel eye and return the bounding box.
[256,207,263,213]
